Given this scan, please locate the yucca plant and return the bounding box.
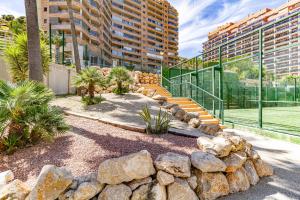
[0,80,69,153]
[108,66,133,95]
[139,105,170,134]
[73,67,106,98]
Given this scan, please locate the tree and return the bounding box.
[108,67,133,95]
[73,67,106,99]
[24,0,43,82]
[52,34,64,64]
[66,0,81,73]
[9,16,26,35]
[4,33,50,82]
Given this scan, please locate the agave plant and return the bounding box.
[139,105,170,134]
[0,80,69,153]
[73,67,106,105]
[108,66,133,95]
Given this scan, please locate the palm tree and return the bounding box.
[24,0,43,82]
[108,66,133,95]
[73,67,106,99]
[52,34,64,64]
[66,0,81,73]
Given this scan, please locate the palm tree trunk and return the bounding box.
[24,0,43,82]
[66,0,81,73]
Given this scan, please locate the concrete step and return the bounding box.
[183,108,205,112]
[220,124,227,129]
[201,119,220,125]
[180,104,201,109]
[168,101,194,105]
[167,97,191,101]
[197,111,209,115]
[199,115,214,120]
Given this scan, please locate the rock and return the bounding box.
[199,125,222,136]
[0,179,31,200]
[170,106,181,115]
[195,171,229,200]
[98,150,156,184]
[183,112,199,123]
[167,178,198,200]
[226,167,250,193]
[223,152,247,172]
[174,109,186,121]
[128,177,152,191]
[146,89,157,97]
[253,159,273,177]
[246,149,260,160]
[149,182,167,200]
[162,103,178,110]
[98,184,132,200]
[191,151,226,172]
[227,135,246,152]
[157,171,174,186]
[27,165,73,200]
[155,152,191,178]
[153,95,167,101]
[188,118,201,128]
[136,87,145,93]
[75,172,98,185]
[0,170,14,186]
[187,176,197,190]
[74,181,105,200]
[244,160,259,185]
[197,136,232,158]
[58,190,75,200]
[131,184,151,200]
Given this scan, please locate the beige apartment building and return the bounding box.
[203,0,300,78]
[37,0,178,71]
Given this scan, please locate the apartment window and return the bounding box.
[44,7,47,12]
[44,19,47,24]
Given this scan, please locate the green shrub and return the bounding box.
[4,33,50,82]
[81,96,105,106]
[0,80,69,154]
[108,66,133,95]
[139,105,170,134]
[73,67,106,105]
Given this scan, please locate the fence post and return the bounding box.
[62,31,65,64]
[258,29,263,128]
[180,64,183,96]
[196,56,199,102]
[219,46,224,124]
[49,23,52,60]
[212,66,215,116]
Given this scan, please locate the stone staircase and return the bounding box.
[142,84,224,128]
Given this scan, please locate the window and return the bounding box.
[44,7,47,12]
[44,19,47,24]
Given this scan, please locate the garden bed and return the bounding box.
[0,115,197,186]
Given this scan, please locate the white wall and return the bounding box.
[0,57,11,82]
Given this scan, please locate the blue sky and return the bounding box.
[0,0,287,58]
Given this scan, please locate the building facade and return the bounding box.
[37,0,178,70]
[203,0,300,78]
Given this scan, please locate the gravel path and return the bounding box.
[0,115,197,186]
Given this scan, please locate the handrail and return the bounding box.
[189,83,223,102]
[162,76,172,83]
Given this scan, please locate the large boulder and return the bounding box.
[191,151,226,172]
[128,177,152,190]
[0,170,14,187]
[167,178,198,200]
[199,125,222,136]
[183,112,199,123]
[98,150,156,184]
[246,149,260,161]
[27,165,73,200]
[98,184,132,200]
[187,175,197,190]
[253,159,273,177]
[244,160,259,185]
[226,167,250,193]
[174,109,186,121]
[195,171,229,200]
[0,179,31,200]
[222,152,247,173]
[157,171,174,186]
[197,136,232,158]
[154,152,191,178]
[162,103,178,110]
[149,182,167,200]
[73,181,105,200]
[170,106,181,115]
[152,95,167,102]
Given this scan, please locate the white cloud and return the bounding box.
[170,0,286,57]
[0,0,25,17]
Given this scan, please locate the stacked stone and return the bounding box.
[0,146,272,200]
[135,72,160,85]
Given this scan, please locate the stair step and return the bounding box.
[167,97,191,101]
[220,124,227,129]
[168,101,194,105]
[197,111,209,115]
[180,104,201,109]
[201,119,220,125]
[183,108,204,112]
[199,115,214,120]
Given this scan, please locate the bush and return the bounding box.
[139,105,170,134]
[108,66,133,95]
[0,80,69,154]
[4,33,50,82]
[81,96,105,106]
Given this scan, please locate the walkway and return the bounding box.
[222,129,300,200]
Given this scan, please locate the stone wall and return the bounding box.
[135,71,160,85]
[0,133,272,200]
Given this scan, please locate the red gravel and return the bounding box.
[0,115,197,186]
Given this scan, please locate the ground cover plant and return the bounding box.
[108,66,133,95]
